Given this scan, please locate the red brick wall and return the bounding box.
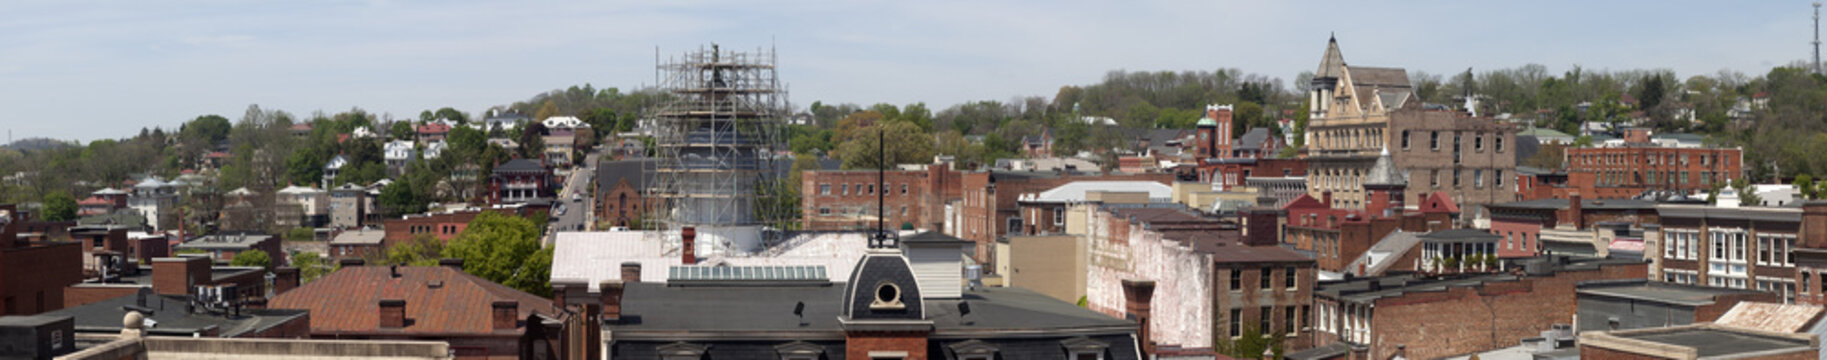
[1368,261,1648,360]
[1566,146,1741,195]
[0,242,83,315]
[383,211,480,247]
[244,313,311,338]
[152,257,210,296]
[846,331,928,360]
[802,170,944,231]
[597,181,647,228]
[1490,218,1544,258]
[63,285,142,308]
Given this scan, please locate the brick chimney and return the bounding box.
[438,258,464,271]
[620,262,642,283]
[491,300,518,330]
[1568,192,1584,229]
[681,227,697,265]
[1348,343,1369,360]
[379,299,406,328]
[1806,201,1827,248]
[152,256,211,296]
[272,266,300,295]
[1121,279,1157,356]
[600,280,625,321]
[1242,209,1281,246]
[1322,191,1334,208]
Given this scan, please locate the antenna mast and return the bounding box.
[1815,2,1822,74]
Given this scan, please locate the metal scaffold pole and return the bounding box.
[644,44,788,254]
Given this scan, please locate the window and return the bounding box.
[1495,170,1505,187]
[1430,131,1440,150]
[1260,306,1273,336]
[1287,306,1299,335]
[840,184,848,195]
[1430,170,1440,188]
[1230,270,1241,291]
[1054,208,1065,226]
[1261,269,1272,290]
[1496,136,1505,152]
[1453,169,1462,188]
[819,207,831,215]
[1285,267,1298,290]
[901,184,908,195]
[1227,308,1242,338]
[1474,169,1485,188]
[1475,134,1485,151]
[1401,130,1411,149]
[1007,217,1022,234]
[866,184,874,194]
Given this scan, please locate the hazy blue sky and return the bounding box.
[0,1,1816,142]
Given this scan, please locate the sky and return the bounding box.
[0,0,1817,142]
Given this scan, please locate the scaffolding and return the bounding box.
[644,44,787,251]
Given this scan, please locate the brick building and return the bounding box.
[1083,205,1316,351]
[1565,129,1743,197]
[1013,181,1172,236]
[594,159,651,228]
[269,264,557,359]
[488,159,551,205]
[175,232,284,266]
[1311,257,1648,360]
[1282,192,1457,274]
[0,204,84,316]
[958,170,1173,263]
[63,255,286,310]
[1302,36,1516,220]
[1487,195,1660,259]
[801,162,963,232]
[1651,203,1801,302]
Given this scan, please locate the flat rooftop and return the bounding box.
[1577,280,1766,306]
[1616,328,1810,357]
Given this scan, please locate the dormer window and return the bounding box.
[870,282,905,310]
[657,342,708,360]
[1060,336,1110,360]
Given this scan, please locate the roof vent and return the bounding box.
[427,280,444,289]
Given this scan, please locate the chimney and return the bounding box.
[620,262,642,283]
[490,300,518,330]
[1806,201,1827,248]
[1568,192,1584,229]
[438,258,464,271]
[681,227,697,265]
[272,267,300,295]
[1348,343,1370,360]
[389,264,401,278]
[339,258,366,267]
[1322,191,1334,208]
[379,299,406,328]
[1121,279,1157,356]
[1242,209,1281,246]
[600,280,625,321]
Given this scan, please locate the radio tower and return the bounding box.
[1815,2,1822,74]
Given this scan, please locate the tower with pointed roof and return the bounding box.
[1363,147,1407,217]
[1311,34,1345,118]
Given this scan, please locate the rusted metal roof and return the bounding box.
[1714,302,1823,333]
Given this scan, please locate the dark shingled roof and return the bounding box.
[1350,67,1412,88]
[1315,36,1345,79]
[1235,128,1273,151]
[595,159,651,192]
[1616,328,1810,357]
[1419,229,1500,243]
[610,283,1135,334]
[900,231,971,245]
[493,158,546,174]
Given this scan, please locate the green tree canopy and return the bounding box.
[230,249,272,269]
[442,211,552,296]
[41,191,77,221]
[833,120,936,170]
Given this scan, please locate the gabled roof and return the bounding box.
[268,266,553,335]
[1235,128,1274,151]
[595,160,651,192]
[1344,231,1422,277]
[276,185,323,195]
[416,122,451,134]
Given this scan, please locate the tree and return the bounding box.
[380,234,443,267]
[230,249,273,269]
[1796,174,1817,200]
[389,121,415,141]
[832,121,936,169]
[442,211,552,296]
[291,251,334,283]
[378,179,428,216]
[1215,325,1285,360]
[287,227,316,242]
[41,191,77,221]
[434,107,468,124]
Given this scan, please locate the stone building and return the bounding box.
[1302,36,1516,221]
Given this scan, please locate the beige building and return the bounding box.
[1304,36,1516,220]
[998,235,1087,304]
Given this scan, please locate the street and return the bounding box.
[546,148,599,246]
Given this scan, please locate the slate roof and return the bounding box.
[40,291,307,337]
[267,266,554,335]
[1344,231,1421,276]
[595,159,652,192]
[1315,36,1345,79]
[1363,148,1405,187]
[1351,67,1411,88]
[493,158,546,174]
[1236,127,1274,151]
